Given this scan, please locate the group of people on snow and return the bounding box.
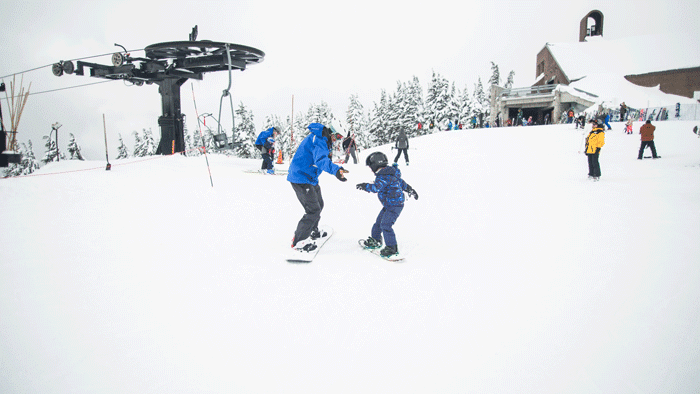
[255,124,418,259]
[584,116,661,181]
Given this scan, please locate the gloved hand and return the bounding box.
[406,185,419,200]
[356,183,368,191]
[336,167,348,182]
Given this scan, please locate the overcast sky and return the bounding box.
[1,0,699,159]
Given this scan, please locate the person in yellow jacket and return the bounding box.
[585,119,605,181]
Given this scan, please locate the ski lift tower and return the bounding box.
[52,27,264,155]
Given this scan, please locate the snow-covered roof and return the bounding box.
[546,34,700,80]
[539,34,700,109]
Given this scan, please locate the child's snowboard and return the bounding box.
[286,225,333,263]
[357,239,405,262]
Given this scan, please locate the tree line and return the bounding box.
[3,62,513,176]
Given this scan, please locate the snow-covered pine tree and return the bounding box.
[504,70,515,89]
[448,82,460,127]
[142,128,157,155]
[2,144,27,178]
[66,133,85,160]
[424,71,451,132]
[132,130,145,157]
[489,62,501,87]
[233,102,257,158]
[41,134,63,164]
[403,76,424,137]
[346,94,369,149]
[116,133,130,159]
[21,140,40,175]
[458,85,473,128]
[368,89,390,146]
[472,78,487,127]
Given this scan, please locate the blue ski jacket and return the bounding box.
[363,165,410,207]
[255,127,275,146]
[287,123,341,185]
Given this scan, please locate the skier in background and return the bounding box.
[287,123,348,252]
[255,127,279,174]
[342,132,358,164]
[356,152,418,258]
[393,130,410,165]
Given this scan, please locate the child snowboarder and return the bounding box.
[585,119,605,181]
[356,152,418,258]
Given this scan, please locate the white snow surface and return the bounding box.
[1,122,700,393]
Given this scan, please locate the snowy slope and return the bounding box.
[1,121,699,393]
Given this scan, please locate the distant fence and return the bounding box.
[610,103,700,122]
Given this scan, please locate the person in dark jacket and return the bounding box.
[638,120,660,159]
[393,130,409,165]
[287,123,348,251]
[255,127,279,173]
[356,152,418,258]
[342,132,358,164]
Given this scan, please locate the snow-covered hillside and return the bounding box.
[1,121,699,393]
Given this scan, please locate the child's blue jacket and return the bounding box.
[365,165,409,207]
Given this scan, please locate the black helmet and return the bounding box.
[366,152,388,172]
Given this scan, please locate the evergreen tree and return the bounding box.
[116,133,130,159]
[41,134,64,164]
[472,78,487,127]
[424,71,451,131]
[458,85,473,128]
[448,82,460,126]
[142,128,157,155]
[368,89,389,146]
[489,62,501,87]
[132,130,146,157]
[504,70,515,89]
[22,140,40,175]
[233,102,257,158]
[346,94,369,149]
[2,141,39,177]
[66,133,85,160]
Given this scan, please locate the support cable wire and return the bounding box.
[0,48,145,80]
[191,83,214,187]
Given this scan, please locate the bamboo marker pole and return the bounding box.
[103,114,111,170]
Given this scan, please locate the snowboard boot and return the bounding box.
[310,227,327,240]
[380,245,399,257]
[362,237,382,250]
[293,237,317,253]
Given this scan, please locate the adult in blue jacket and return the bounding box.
[255,127,279,173]
[287,123,348,251]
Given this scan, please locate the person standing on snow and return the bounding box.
[356,152,418,258]
[287,123,348,252]
[393,130,410,165]
[585,119,606,181]
[255,127,279,174]
[638,120,660,159]
[342,132,358,164]
[619,102,628,122]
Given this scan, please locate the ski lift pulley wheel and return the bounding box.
[143,41,264,72]
[51,60,75,76]
[112,52,125,67]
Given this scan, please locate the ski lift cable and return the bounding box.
[0,48,145,80]
[0,79,116,103]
